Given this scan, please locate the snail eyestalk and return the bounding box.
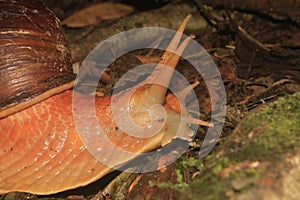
[126,14,212,145]
[144,14,193,105]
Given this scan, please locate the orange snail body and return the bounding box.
[0,91,169,194]
[0,0,208,195]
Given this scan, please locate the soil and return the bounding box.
[1,0,300,199]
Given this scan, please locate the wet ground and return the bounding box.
[1,0,300,199]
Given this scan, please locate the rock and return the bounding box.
[183,92,300,199]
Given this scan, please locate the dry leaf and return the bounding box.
[62,2,134,28]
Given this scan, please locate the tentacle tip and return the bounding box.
[207,122,214,127]
[200,120,213,127]
[189,33,196,39]
[185,116,213,127]
[186,14,192,20]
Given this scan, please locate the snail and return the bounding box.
[0,0,211,195]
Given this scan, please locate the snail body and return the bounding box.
[0,0,206,195]
[1,91,166,193]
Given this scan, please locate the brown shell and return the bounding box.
[0,0,75,118]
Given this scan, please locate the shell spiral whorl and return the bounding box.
[0,0,75,116]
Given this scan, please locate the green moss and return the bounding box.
[231,165,261,180]
[211,156,230,174]
[186,174,226,200]
[230,92,300,161]
[149,156,205,193]
[177,156,204,171]
[184,93,300,199]
[172,156,230,199]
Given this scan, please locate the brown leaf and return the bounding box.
[62,2,134,28]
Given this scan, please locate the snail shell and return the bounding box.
[0,0,75,118]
